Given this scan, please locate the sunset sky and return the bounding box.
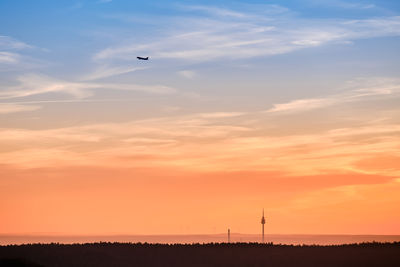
[1,0,399,236]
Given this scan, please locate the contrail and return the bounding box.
[0,98,141,105]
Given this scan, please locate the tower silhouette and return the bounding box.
[261,209,266,243]
[228,228,230,243]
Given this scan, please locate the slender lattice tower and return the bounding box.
[261,209,266,243]
[228,228,231,243]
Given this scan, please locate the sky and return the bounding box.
[0,0,399,236]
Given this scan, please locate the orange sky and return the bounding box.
[1,110,399,235]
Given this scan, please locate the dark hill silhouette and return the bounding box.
[1,242,400,267]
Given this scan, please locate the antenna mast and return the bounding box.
[261,209,266,243]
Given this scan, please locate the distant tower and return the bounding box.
[261,209,266,243]
[228,228,231,243]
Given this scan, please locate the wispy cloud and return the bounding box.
[197,112,245,118]
[0,35,33,66]
[94,4,400,62]
[106,83,176,94]
[179,5,248,18]
[0,104,41,114]
[80,65,148,81]
[1,71,399,176]
[0,51,20,63]
[0,73,177,100]
[0,35,32,50]
[0,111,398,177]
[0,99,140,105]
[0,74,96,99]
[305,0,375,10]
[177,70,196,79]
[178,3,289,17]
[268,98,334,113]
[267,77,400,113]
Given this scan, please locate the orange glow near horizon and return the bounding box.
[1,113,399,235]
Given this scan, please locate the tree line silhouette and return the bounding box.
[1,242,399,267]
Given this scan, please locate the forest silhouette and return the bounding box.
[1,242,400,267]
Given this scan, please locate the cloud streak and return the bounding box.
[305,0,376,10]
[267,77,400,113]
[0,35,33,67]
[177,70,196,79]
[0,104,41,114]
[81,65,148,81]
[0,51,21,64]
[0,73,177,100]
[1,108,399,177]
[94,5,400,62]
[0,35,32,50]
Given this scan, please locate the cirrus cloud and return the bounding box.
[94,4,400,62]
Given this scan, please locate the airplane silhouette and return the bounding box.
[137,56,149,60]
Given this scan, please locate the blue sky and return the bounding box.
[0,0,399,121]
